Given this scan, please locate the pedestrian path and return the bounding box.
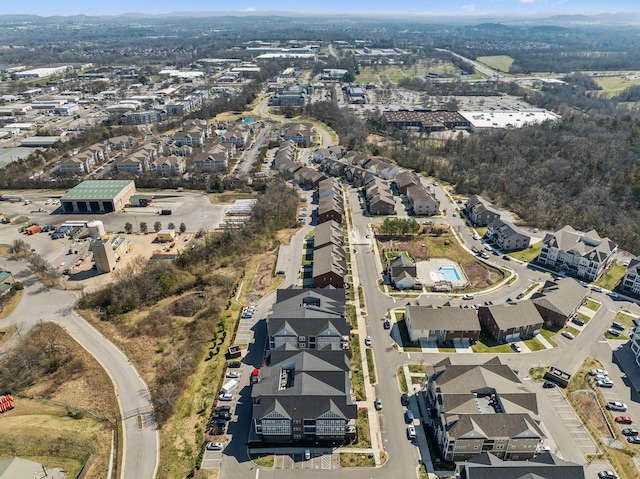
[535,334,554,350]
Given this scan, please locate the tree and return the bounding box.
[167,222,175,231]
[154,221,162,233]
[139,222,148,234]
[179,223,186,234]
[124,222,133,234]
[10,239,31,259]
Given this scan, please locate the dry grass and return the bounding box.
[0,289,23,319]
[571,391,612,438]
[0,323,118,479]
[0,244,12,258]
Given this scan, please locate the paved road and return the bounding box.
[0,259,158,479]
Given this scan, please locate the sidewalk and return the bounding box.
[347,191,383,466]
[536,334,555,350]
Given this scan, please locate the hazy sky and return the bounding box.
[5,0,639,16]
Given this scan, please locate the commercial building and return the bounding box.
[61,180,136,213]
[383,110,470,132]
[458,109,561,132]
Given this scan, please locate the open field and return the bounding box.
[595,263,626,290]
[594,75,640,96]
[508,242,542,263]
[0,323,118,479]
[356,59,461,84]
[476,55,514,73]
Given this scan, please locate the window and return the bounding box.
[299,336,306,341]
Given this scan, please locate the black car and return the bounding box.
[228,361,242,368]
[502,255,511,261]
[401,393,409,406]
[213,412,231,420]
[215,405,231,413]
[516,293,525,300]
[383,319,391,329]
[510,343,522,353]
[542,381,557,389]
[571,317,585,326]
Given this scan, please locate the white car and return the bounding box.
[365,336,372,346]
[561,331,575,340]
[472,234,480,240]
[597,379,614,388]
[462,294,475,300]
[218,393,233,401]
[589,368,609,377]
[206,442,224,450]
[606,401,628,412]
[407,425,416,439]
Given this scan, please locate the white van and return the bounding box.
[222,379,239,394]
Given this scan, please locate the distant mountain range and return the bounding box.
[2,11,640,26]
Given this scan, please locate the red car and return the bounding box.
[615,416,634,424]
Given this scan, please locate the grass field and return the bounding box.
[0,289,23,319]
[585,298,601,312]
[595,75,640,96]
[365,348,376,384]
[595,264,626,290]
[509,242,542,263]
[523,336,547,351]
[476,55,514,73]
[0,244,11,258]
[356,59,461,84]
[351,333,366,400]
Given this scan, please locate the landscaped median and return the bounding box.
[564,358,639,479]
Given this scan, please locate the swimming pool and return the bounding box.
[440,266,461,281]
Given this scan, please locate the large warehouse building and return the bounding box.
[61,180,136,213]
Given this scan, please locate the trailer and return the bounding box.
[0,194,24,203]
[25,225,42,235]
[221,379,239,394]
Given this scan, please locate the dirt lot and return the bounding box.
[66,232,192,293]
[245,251,278,301]
[571,390,612,439]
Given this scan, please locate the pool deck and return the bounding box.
[416,257,469,288]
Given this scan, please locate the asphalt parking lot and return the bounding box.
[544,388,598,456]
[272,451,340,470]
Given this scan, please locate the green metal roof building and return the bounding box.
[61,180,136,213]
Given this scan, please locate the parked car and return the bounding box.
[404,409,414,424]
[606,401,627,412]
[622,428,639,436]
[462,294,475,300]
[627,436,640,444]
[516,293,525,300]
[591,285,603,293]
[590,368,609,377]
[401,393,409,406]
[407,425,416,439]
[304,449,311,460]
[611,321,625,331]
[228,361,242,368]
[226,371,240,378]
[206,442,224,451]
[383,319,391,329]
[218,393,233,401]
[472,234,480,240]
[215,405,231,413]
[542,381,557,389]
[571,317,585,326]
[597,378,614,388]
[598,472,618,479]
[561,331,575,340]
[607,328,621,337]
[608,291,620,299]
[480,252,490,259]
[365,336,372,346]
[615,416,633,424]
[484,245,493,252]
[510,343,522,353]
[375,398,382,410]
[502,254,511,261]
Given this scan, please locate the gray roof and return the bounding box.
[432,357,539,417]
[314,220,344,249]
[407,306,481,333]
[313,244,347,278]
[275,288,346,313]
[406,184,439,206]
[481,301,544,330]
[459,452,585,479]
[445,413,544,441]
[0,457,49,479]
[532,280,587,317]
[542,225,617,263]
[252,349,356,421]
[395,170,420,189]
[488,218,529,240]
